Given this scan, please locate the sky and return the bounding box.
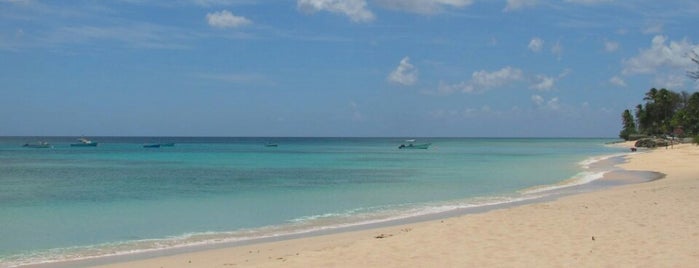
[1,0,698,137]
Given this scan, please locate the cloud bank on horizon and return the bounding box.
[1,0,698,137]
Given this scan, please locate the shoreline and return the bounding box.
[84,142,698,267]
[16,142,697,267]
[10,141,633,268]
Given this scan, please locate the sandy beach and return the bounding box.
[94,142,699,268]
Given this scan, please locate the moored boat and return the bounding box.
[398,140,431,149]
[71,138,98,147]
[22,141,52,148]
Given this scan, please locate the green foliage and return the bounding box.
[635,88,681,134]
[626,88,699,137]
[619,109,637,140]
[694,135,699,145]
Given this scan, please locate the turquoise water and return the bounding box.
[0,137,625,266]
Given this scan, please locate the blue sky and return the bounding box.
[1,0,698,137]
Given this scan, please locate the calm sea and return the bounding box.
[0,137,627,267]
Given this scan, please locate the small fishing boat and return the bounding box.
[71,138,98,147]
[143,144,161,148]
[398,140,431,149]
[264,143,278,147]
[22,141,52,148]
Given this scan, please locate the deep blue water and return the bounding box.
[0,137,625,267]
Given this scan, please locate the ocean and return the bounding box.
[0,137,629,267]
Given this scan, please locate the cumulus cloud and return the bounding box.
[622,35,698,75]
[532,95,560,110]
[206,10,251,28]
[547,97,561,110]
[439,66,524,94]
[469,66,524,91]
[654,74,687,90]
[374,0,474,14]
[604,40,619,52]
[531,94,545,106]
[530,75,555,91]
[529,69,569,91]
[297,0,374,23]
[609,75,627,87]
[388,57,418,86]
[528,37,544,52]
[503,0,537,12]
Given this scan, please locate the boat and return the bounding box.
[22,141,52,148]
[143,143,173,148]
[264,142,278,147]
[71,138,98,147]
[398,140,431,149]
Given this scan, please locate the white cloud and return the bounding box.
[530,75,555,91]
[439,66,523,94]
[551,40,563,59]
[297,0,374,23]
[437,81,469,95]
[528,37,544,52]
[532,95,560,110]
[529,69,568,91]
[206,10,251,28]
[503,0,537,12]
[622,35,698,75]
[604,40,619,52]
[388,57,418,86]
[654,74,686,90]
[531,94,544,106]
[470,66,524,91]
[547,97,561,110]
[609,75,627,87]
[374,0,474,14]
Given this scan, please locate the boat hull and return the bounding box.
[23,144,52,148]
[70,143,98,147]
[399,143,431,149]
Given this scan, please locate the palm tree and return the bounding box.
[688,51,699,80]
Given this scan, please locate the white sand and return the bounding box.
[94,143,699,267]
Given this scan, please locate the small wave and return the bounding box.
[578,152,628,169]
[0,229,284,268]
[519,171,607,195]
[1,195,548,267]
